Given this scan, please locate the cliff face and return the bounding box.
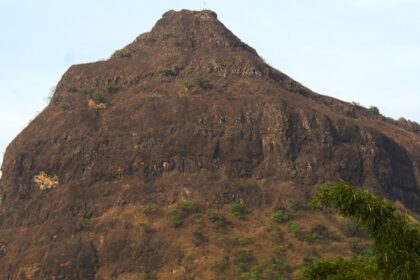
[0,10,419,279]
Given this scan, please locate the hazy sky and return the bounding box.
[1,0,419,168]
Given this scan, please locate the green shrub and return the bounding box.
[177,201,199,213]
[230,203,248,219]
[232,248,255,269]
[143,204,159,217]
[271,208,290,223]
[208,212,229,227]
[303,231,323,243]
[158,67,174,77]
[301,257,377,280]
[287,222,329,243]
[168,201,200,227]
[113,49,131,58]
[168,209,184,228]
[105,82,119,93]
[157,64,182,77]
[90,91,107,104]
[287,221,303,238]
[368,106,380,115]
[303,224,329,243]
[183,75,210,90]
[67,85,78,92]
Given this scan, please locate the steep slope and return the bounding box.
[0,9,419,279]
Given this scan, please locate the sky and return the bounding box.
[1,0,419,168]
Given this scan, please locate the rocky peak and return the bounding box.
[127,9,253,54]
[0,9,419,279]
[56,10,271,93]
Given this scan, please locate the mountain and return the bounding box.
[0,9,419,279]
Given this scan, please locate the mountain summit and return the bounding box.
[0,10,419,279]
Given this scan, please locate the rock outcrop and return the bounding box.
[0,9,418,279]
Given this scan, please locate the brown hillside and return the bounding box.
[0,9,419,279]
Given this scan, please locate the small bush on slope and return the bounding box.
[230,202,248,219]
[183,75,210,89]
[168,201,200,227]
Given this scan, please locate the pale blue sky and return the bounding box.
[1,0,420,167]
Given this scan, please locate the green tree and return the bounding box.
[368,106,380,115]
[302,181,420,280]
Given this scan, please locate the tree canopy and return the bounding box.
[302,181,420,280]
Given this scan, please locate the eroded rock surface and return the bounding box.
[0,9,419,279]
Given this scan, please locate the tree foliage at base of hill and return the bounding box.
[302,181,420,280]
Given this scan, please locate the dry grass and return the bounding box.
[87,99,107,109]
[33,172,59,190]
